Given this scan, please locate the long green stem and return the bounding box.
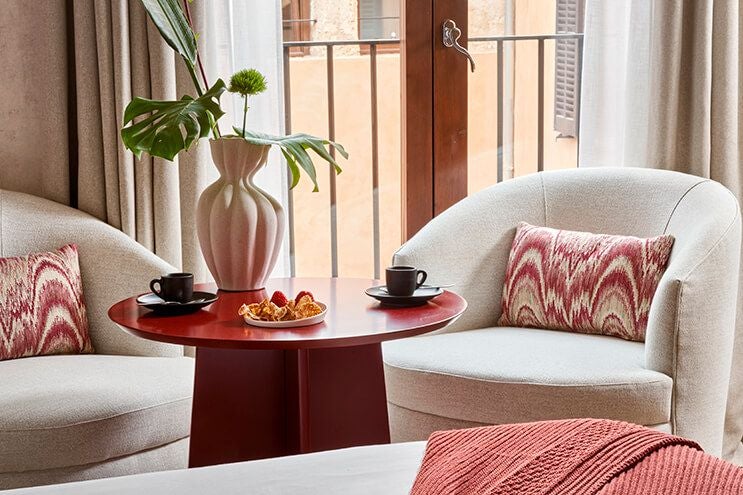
[186,61,204,96]
[242,96,248,138]
[182,0,210,91]
[186,61,221,139]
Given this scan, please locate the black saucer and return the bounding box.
[365,285,444,307]
[136,291,218,315]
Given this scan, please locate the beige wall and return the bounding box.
[309,0,505,48]
[310,0,358,55]
[289,0,577,278]
[470,0,506,39]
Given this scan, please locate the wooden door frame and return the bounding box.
[401,0,468,240]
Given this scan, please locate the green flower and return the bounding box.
[228,69,267,97]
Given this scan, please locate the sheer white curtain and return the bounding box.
[578,0,651,168]
[200,1,291,277]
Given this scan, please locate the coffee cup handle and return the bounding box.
[416,270,428,288]
[150,278,163,298]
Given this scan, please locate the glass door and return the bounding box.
[278,0,583,275]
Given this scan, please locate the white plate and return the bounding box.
[242,302,327,328]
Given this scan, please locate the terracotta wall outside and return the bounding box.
[288,54,402,278]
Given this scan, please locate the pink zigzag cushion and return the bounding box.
[498,222,674,342]
[0,244,93,360]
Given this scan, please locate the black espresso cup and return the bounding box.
[386,266,427,296]
[150,273,194,303]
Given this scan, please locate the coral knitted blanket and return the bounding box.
[410,419,743,494]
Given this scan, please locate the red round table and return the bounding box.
[108,277,466,468]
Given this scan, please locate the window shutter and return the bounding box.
[359,0,383,39]
[554,0,584,138]
[282,0,311,56]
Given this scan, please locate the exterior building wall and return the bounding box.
[309,0,358,55]
[309,0,503,49]
[470,0,506,39]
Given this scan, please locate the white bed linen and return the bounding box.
[6,442,426,495]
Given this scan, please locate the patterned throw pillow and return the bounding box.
[0,244,93,360]
[498,222,674,342]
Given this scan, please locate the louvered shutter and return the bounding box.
[554,0,584,138]
[359,0,383,39]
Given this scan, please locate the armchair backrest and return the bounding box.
[0,189,183,358]
[394,167,742,454]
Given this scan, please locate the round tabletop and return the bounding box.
[108,278,467,350]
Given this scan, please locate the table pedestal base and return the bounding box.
[188,343,391,467]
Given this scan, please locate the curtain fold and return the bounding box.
[73,0,188,272]
[580,0,743,462]
[0,2,71,204]
[645,1,742,193]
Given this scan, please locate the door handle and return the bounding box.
[442,19,475,72]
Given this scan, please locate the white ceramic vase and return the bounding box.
[196,138,285,291]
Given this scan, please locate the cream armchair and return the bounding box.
[383,167,742,459]
[0,190,193,489]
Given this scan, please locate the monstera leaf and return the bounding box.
[122,80,226,161]
[139,0,196,66]
[235,128,348,192]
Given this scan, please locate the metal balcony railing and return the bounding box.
[467,33,584,180]
[282,33,583,279]
[282,39,398,278]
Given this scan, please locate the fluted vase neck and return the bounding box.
[209,137,270,183]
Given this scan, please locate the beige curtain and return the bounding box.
[71,0,214,280]
[0,2,71,205]
[0,0,214,279]
[643,1,742,193]
[581,0,741,194]
[581,0,743,462]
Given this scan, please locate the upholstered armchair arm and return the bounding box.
[393,175,546,333]
[0,190,184,358]
[644,181,741,455]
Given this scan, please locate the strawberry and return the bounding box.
[295,290,314,302]
[270,290,289,307]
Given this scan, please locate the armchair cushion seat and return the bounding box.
[0,355,194,474]
[384,326,672,430]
